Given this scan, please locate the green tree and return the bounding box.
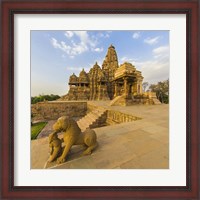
[31,94,60,104]
[149,79,169,104]
[142,82,149,92]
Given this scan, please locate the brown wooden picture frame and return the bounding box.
[1,0,199,199]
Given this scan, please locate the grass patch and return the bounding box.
[31,122,47,140]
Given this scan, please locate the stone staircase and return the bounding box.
[77,107,107,131]
[147,92,161,105]
[109,95,124,106]
[152,98,162,105]
[109,95,134,106]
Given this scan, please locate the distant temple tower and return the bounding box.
[102,45,119,99]
[66,45,143,101]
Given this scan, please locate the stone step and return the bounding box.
[77,116,90,123]
[87,112,100,119]
[77,121,84,128]
[85,114,97,122]
[84,114,96,122]
[77,119,90,126]
[92,108,105,114]
[77,108,107,131]
[78,118,91,126]
[89,110,105,118]
[78,122,92,131]
[97,106,106,111]
[91,109,106,116]
[79,122,93,132]
[86,115,97,122]
[77,123,89,132]
[92,108,104,113]
[79,117,96,126]
[109,95,124,106]
[152,98,161,105]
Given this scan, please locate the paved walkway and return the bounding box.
[37,120,56,139]
[31,103,169,169]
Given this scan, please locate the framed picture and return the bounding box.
[1,0,199,199]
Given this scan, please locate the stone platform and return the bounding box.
[31,102,169,169]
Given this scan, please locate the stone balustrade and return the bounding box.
[106,110,141,125]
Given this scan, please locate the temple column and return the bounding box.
[98,82,101,100]
[114,81,118,97]
[124,77,128,97]
[137,81,142,94]
[140,81,143,93]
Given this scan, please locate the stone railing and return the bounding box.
[106,110,141,125]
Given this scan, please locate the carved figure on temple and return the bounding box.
[52,116,98,164]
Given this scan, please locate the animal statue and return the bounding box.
[52,116,98,164]
[48,131,62,163]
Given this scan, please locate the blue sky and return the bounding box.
[31,30,169,96]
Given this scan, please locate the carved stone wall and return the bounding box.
[31,101,87,121]
[88,62,109,100]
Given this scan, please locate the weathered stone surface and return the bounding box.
[31,101,87,121]
[31,103,169,169]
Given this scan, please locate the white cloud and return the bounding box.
[119,46,169,84]
[66,66,91,72]
[93,47,104,52]
[120,56,139,64]
[64,31,74,38]
[120,56,127,62]
[97,31,112,38]
[51,31,111,58]
[51,31,102,58]
[73,31,97,47]
[51,38,61,49]
[152,45,169,61]
[144,36,160,45]
[50,37,88,58]
[132,32,140,39]
[105,34,110,38]
[153,46,169,55]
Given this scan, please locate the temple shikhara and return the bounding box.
[66,45,159,106]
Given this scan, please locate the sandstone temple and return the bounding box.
[65,45,155,106]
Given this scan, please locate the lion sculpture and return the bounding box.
[52,116,98,164]
[47,131,63,163]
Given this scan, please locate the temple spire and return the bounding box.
[102,45,119,80]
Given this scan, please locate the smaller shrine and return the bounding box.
[110,62,143,106]
[68,70,90,100]
[113,62,143,97]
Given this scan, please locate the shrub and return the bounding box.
[31,121,47,140]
